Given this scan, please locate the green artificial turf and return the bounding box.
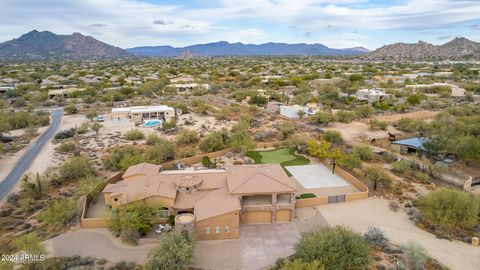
[246,147,310,176]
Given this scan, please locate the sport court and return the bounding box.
[286,164,350,189]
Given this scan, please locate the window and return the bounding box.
[159,208,169,218]
[205,226,211,234]
[224,225,230,233]
[215,226,221,234]
[114,198,118,201]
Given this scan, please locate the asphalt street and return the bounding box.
[0,108,63,201]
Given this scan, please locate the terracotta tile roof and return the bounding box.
[103,176,177,204]
[226,164,297,195]
[122,162,162,179]
[194,187,241,221]
[173,190,210,210]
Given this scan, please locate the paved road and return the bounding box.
[0,108,63,201]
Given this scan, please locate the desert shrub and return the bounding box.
[389,201,399,212]
[199,130,229,153]
[335,110,355,123]
[391,159,414,173]
[103,145,143,171]
[279,121,295,139]
[176,147,197,158]
[76,176,104,201]
[354,104,374,118]
[77,123,88,134]
[57,139,76,153]
[54,128,75,140]
[338,153,362,170]
[295,226,370,270]
[279,259,324,270]
[311,111,334,126]
[145,232,195,270]
[285,133,309,153]
[146,134,162,145]
[403,241,429,270]
[145,140,175,163]
[124,129,144,140]
[396,117,417,132]
[59,156,96,181]
[64,104,78,114]
[369,119,388,130]
[352,145,374,160]
[10,232,46,256]
[162,120,177,130]
[108,202,156,243]
[323,130,344,146]
[363,165,391,189]
[229,121,255,152]
[175,129,199,146]
[38,199,76,227]
[381,151,397,162]
[418,189,480,229]
[364,227,388,248]
[414,172,429,183]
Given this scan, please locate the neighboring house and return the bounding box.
[48,87,85,99]
[356,89,390,103]
[280,105,314,118]
[111,105,178,123]
[167,83,210,94]
[102,163,297,240]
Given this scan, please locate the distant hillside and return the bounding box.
[127,41,370,57]
[0,30,130,60]
[366,37,480,60]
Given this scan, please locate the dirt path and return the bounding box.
[368,110,438,123]
[318,198,480,270]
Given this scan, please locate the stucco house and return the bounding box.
[102,163,297,240]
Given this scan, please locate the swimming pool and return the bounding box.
[143,119,162,127]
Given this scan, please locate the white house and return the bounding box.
[356,89,390,103]
[280,105,314,118]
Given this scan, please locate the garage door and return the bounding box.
[276,210,291,222]
[241,211,272,224]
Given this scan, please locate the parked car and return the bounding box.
[96,115,105,122]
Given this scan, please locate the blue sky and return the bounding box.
[1,0,480,49]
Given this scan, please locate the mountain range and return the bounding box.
[0,30,129,59]
[366,37,480,60]
[0,30,479,60]
[126,41,370,57]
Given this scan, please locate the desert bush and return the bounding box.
[389,201,399,212]
[295,226,370,270]
[279,121,295,139]
[418,189,480,230]
[58,139,76,153]
[370,119,388,130]
[403,241,429,270]
[391,159,414,173]
[175,129,199,146]
[354,104,374,118]
[76,176,104,202]
[199,130,229,153]
[352,145,374,160]
[108,202,156,243]
[146,134,162,145]
[278,259,324,270]
[162,120,177,130]
[59,156,96,181]
[54,128,75,140]
[323,130,344,146]
[38,199,77,227]
[414,172,429,183]
[335,110,355,123]
[364,227,389,248]
[338,153,362,171]
[381,151,397,162]
[64,104,78,114]
[10,232,46,256]
[124,129,144,140]
[285,134,308,154]
[176,147,197,158]
[77,123,88,134]
[103,145,143,171]
[145,232,195,270]
[144,141,175,163]
[310,111,334,126]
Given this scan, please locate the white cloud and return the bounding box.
[0,0,479,48]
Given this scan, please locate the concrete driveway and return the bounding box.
[240,223,300,270]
